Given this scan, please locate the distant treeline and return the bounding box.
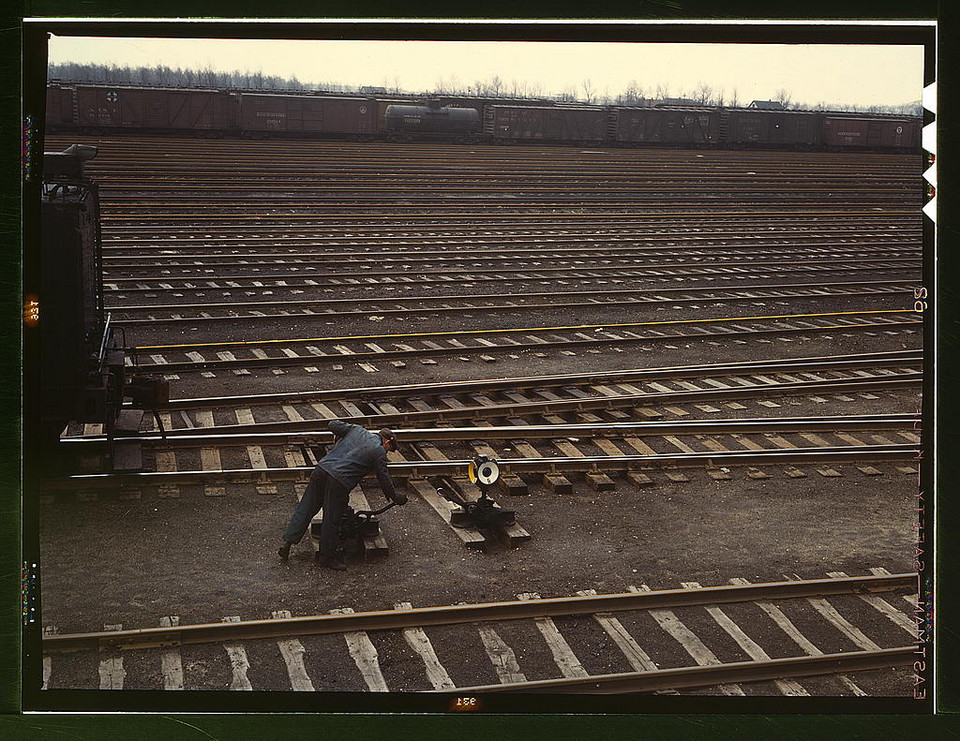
[47,63,923,115]
[47,62,345,93]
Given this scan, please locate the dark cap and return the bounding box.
[379,428,397,444]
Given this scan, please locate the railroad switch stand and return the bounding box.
[443,455,516,530]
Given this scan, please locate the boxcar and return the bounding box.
[73,85,232,132]
[485,105,607,143]
[723,109,822,149]
[612,107,720,146]
[821,116,921,150]
[45,83,76,127]
[236,93,377,137]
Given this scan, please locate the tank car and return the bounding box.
[383,101,481,142]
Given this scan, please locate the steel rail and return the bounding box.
[41,573,915,653]
[104,253,917,269]
[442,647,915,694]
[99,213,920,227]
[128,334,923,376]
[108,378,926,437]
[103,267,921,294]
[110,291,910,326]
[104,259,921,283]
[45,445,917,488]
[99,231,921,249]
[58,414,921,447]
[156,350,922,409]
[99,238,920,256]
[101,263,922,292]
[100,227,918,242]
[101,254,921,271]
[106,280,913,319]
[97,209,923,220]
[100,185,918,196]
[106,174,917,183]
[130,309,920,355]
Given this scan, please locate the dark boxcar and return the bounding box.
[237,93,377,136]
[384,104,481,138]
[74,85,231,131]
[45,84,76,127]
[613,107,720,146]
[821,116,921,150]
[485,105,607,143]
[723,109,822,148]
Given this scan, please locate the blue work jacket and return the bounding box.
[319,420,397,499]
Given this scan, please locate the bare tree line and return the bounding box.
[47,63,922,115]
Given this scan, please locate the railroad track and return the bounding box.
[107,280,913,325]
[73,349,926,434]
[133,349,925,415]
[35,137,927,704]
[124,310,922,373]
[40,570,918,695]
[52,414,920,500]
[48,135,921,216]
[102,263,922,298]
[98,219,921,240]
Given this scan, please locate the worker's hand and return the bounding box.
[389,490,408,506]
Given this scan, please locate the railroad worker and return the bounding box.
[278,422,406,570]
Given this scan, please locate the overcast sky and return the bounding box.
[45,33,926,108]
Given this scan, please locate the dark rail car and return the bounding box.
[236,92,378,138]
[384,103,481,141]
[38,144,119,442]
[74,84,233,133]
[612,107,721,146]
[44,82,922,153]
[485,105,607,144]
[45,83,75,127]
[723,109,823,149]
[821,115,921,150]
[34,144,169,456]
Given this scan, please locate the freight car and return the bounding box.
[484,104,607,144]
[611,106,721,147]
[821,115,921,150]
[72,83,232,134]
[45,83,75,127]
[721,108,823,149]
[43,82,922,153]
[236,92,378,139]
[384,102,481,142]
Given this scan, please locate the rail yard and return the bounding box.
[34,134,926,704]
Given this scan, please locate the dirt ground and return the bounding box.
[37,334,923,698]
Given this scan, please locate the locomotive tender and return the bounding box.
[45,81,921,152]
